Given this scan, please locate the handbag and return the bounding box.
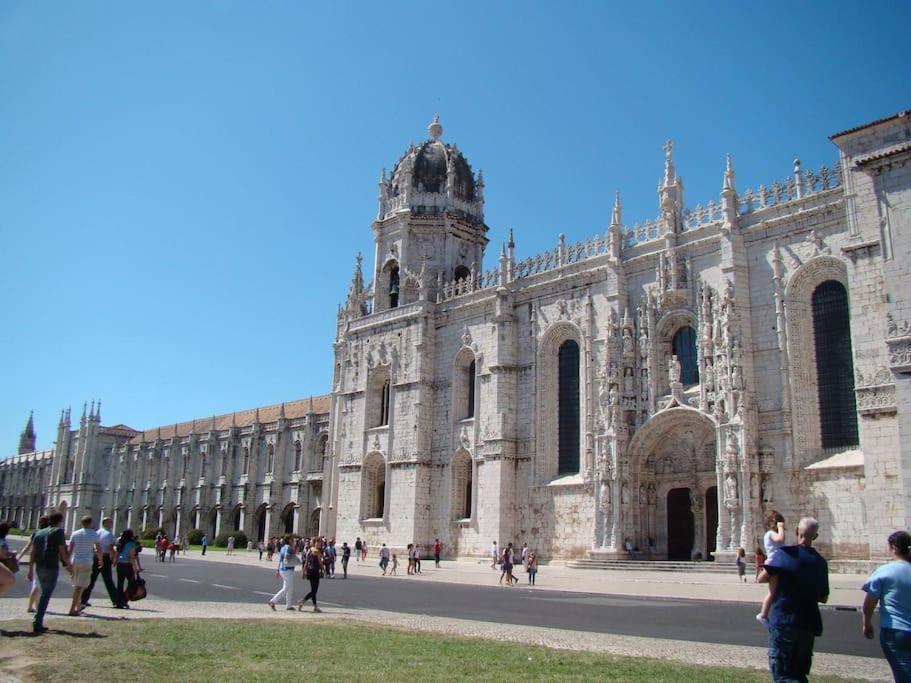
[0,555,19,574]
[129,575,147,601]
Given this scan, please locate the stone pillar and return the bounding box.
[264,505,272,540]
[141,507,148,532]
[238,506,246,534]
[126,507,133,531]
[174,508,182,538]
[292,505,300,535]
[215,507,222,538]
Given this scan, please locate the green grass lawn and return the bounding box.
[0,619,852,682]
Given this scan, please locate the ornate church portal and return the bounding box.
[622,408,719,560]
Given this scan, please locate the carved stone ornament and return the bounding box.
[886,314,911,373]
[460,425,472,451]
[855,365,897,416]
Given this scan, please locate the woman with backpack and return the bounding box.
[114,529,140,608]
[298,541,323,613]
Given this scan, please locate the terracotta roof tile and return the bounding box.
[128,395,331,445]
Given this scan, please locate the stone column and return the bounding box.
[174,508,182,538]
[215,507,222,538]
[264,505,272,540]
[292,505,300,535]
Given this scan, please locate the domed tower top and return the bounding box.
[377,115,484,224]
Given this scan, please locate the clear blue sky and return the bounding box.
[1,2,909,453]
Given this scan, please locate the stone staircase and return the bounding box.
[566,558,737,573]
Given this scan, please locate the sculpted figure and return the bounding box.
[669,354,682,384]
[724,472,738,506]
[623,368,634,395]
[622,328,634,355]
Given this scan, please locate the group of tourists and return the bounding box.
[153,532,180,563]
[745,510,911,682]
[489,540,538,586]
[267,534,346,613]
[0,513,146,633]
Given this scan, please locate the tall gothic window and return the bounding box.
[363,453,386,519]
[294,440,302,472]
[266,444,275,473]
[318,434,328,466]
[812,280,858,449]
[558,340,580,475]
[389,265,400,309]
[242,447,250,475]
[673,326,699,386]
[380,380,391,426]
[451,451,472,519]
[466,360,476,419]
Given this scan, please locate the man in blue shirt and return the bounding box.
[760,517,830,683]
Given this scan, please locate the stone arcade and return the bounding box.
[3,111,911,563]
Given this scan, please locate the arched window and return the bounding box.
[812,281,858,449]
[294,441,302,472]
[199,451,207,479]
[318,434,328,465]
[362,453,386,519]
[451,451,472,519]
[380,380,391,426]
[672,326,699,386]
[266,444,275,473]
[454,265,470,282]
[389,265,400,309]
[558,339,580,475]
[466,360,476,418]
[242,447,250,475]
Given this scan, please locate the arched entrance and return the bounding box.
[231,505,243,532]
[666,488,694,560]
[308,508,321,538]
[208,508,218,539]
[280,503,296,535]
[705,487,718,559]
[254,503,268,542]
[626,407,718,560]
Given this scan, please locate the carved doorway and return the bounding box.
[254,503,268,542]
[308,508,321,538]
[666,488,694,560]
[705,486,718,560]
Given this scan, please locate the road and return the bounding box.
[3,540,881,659]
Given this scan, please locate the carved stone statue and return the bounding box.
[703,362,714,390]
[609,384,619,406]
[620,481,629,505]
[623,368,634,395]
[647,483,657,506]
[669,354,682,384]
[761,477,773,502]
[639,484,647,505]
[639,329,649,360]
[622,329,634,355]
[599,481,612,547]
[724,472,738,508]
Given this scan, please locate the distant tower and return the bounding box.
[18,411,36,454]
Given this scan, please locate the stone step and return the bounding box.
[566,559,737,573]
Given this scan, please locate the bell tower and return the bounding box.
[371,115,489,311]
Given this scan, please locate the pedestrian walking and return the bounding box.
[21,516,49,612]
[115,529,141,609]
[755,547,767,582]
[341,542,350,578]
[298,543,323,613]
[414,544,422,573]
[268,534,299,611]
[759,517,829,683]
[861,530,911,681]
[499,545,515,586]
[266,538,274,561]
[173,535,181,556]
[201,534,209,556]
[736,547,747,583]
[390,553,398,575]
[0,522,16,597]
[406,543,415,575]
[28,511,74,633]
[67,515,101,616]
[433,539,442,568]
[527,551,538,586]
[355,537,362,562]
[226,535,235,556]
[258,541,264,561]
[521,542,529,567]
[379,543,390,575]
[491,540,498,569]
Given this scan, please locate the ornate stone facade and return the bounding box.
[3,111,910,562]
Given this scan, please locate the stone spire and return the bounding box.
[721,154,739,228]
[658,140,684,235]
[428,114,443,141]
[94,400,102,424]
[723,153,735,191]
[346,253,367,318]
[662,139,676,187]
[18,411,36,454]
[608,191,622,261]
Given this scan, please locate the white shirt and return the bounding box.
[97,527,115,554]
[70,528,99,566]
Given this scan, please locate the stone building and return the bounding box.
[3,110,910,563]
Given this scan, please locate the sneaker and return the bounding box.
[27,608,35,614]
[268,602,276,612]
[81,602,92,607]
[313,606,322,613]
[756,614,769,625]
[33,625,48,634]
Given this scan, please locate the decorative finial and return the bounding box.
[428,113,443,141]
[793,158,801,173]
[507,228,514,248]
[611,191,622,226]
[723,153,735,191]
[662,139,676,185]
